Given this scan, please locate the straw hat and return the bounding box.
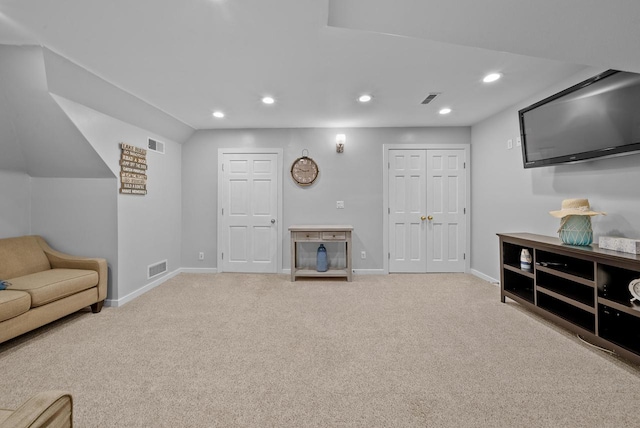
[549,198,606,218]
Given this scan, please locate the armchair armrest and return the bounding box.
[35,236,108,302]
[0,391,72,428]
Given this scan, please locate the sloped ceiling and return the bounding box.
[0,44,112,177]
[42,48,194,143]
[328,0,640,74]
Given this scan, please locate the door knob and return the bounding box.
[420,216,427,221]
[271,219,276,224]
[427,215,433,221]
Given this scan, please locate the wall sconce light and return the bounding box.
[336,134,346,153]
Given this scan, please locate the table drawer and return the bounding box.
[322,231,346,240]
[295,232,320,240]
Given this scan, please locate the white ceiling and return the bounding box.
[0,0,637,130]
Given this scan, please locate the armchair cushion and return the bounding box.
[0,291,31,323]
[0,391,72,428]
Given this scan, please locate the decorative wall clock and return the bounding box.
[291,149,319,186]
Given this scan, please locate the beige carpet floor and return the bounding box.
[1,273,639,427]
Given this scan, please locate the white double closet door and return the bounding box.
[388,148,467,273]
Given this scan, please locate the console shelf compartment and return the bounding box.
[597,263,640,309]
[502,268,534,304]
[502,241,535,272]
[536,270,595,308]
[537,292,595,332]
[536,249,595,281]
[599,304,640,355]
[498,232,640,365]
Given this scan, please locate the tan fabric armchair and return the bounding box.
[0,391,72,428]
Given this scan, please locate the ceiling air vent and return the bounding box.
[421,92,441,105]
[148,260,167,279]
[147,137,165,154]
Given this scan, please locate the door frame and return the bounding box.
[382,144,471,274]
[217,148,284,273]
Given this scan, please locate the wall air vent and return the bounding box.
[147,137,165,154]
[421,92,441,105]
[148,260,167,279]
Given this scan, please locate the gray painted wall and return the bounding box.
[0,86,26,172]
[471,67,640,281]
[30,177,118,299]
[55,96,182,302]
[0,172,119,300]
[182,127,471,271]
[0,170,31,238]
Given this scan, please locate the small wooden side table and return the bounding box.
[289,225,353,281]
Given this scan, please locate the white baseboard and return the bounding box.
[179,267,218,274]
[104,268,182,307]
[282,268,291,275]
[352,269,385,275]
[470,269,499,285]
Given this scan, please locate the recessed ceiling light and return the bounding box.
[358,94,372,103]
[213,111,225,118]
[262,96,275,105]
[483,73,502,83]
[439,108,452,115]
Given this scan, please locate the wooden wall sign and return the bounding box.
[119,143,147,195]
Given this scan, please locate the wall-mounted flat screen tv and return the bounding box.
[519,69,640,168]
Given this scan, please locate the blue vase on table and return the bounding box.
[316,244,328,272]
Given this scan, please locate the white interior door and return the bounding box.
[426,150,466,272]
[388,148,466,273]
[221,152,279,273]
[389,150,427,272]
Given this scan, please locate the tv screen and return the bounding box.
[519,70,640,168]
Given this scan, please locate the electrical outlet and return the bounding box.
[361,251,366,259]
[507,139,513,149]
[516,137,521,147]
[198,252,204,260]
[336,201,345,209]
